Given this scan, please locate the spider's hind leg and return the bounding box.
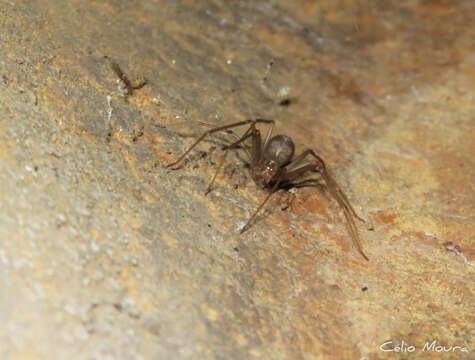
[317,162,369,261]
[281,149,369,261]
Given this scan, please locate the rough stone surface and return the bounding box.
[1,1,473,359]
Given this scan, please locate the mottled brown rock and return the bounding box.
[0,1,473,359]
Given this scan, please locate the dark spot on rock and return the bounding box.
[279,98,291,106]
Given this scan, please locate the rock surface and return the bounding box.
[1,1,473,359]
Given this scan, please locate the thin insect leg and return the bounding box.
[240,181,280,234]
[169,119,274,168]
[205,129,254,195]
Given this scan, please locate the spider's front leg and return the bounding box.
[168,120,255,169]
[168,119,274,169]
[169,119,275,198]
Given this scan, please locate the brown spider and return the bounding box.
[168,119,369,261]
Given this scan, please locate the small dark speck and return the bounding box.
[207,224,211,228]
[279,98,292,106]
[113,303,123,312]
[233,247,239,252]
[34,166,39,172]
[362,287,368,292]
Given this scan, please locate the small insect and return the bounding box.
[106,57,147,100]
[168,119,369,261]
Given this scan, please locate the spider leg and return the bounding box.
[262,119,275,149]
[168,119,273,168]
[319,165,365,222]
[197,121,253,159]
[205,127,254,195]
[283,178,322,189]
[285,149,316,171]
[240,181,281,234]
[280,163,319,184]
[286,150,365,222]
[251,124,263,166]
[280,150,369,261]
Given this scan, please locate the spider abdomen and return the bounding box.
[264,135,295,166]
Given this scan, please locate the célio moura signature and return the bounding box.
[380,340,468,353]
